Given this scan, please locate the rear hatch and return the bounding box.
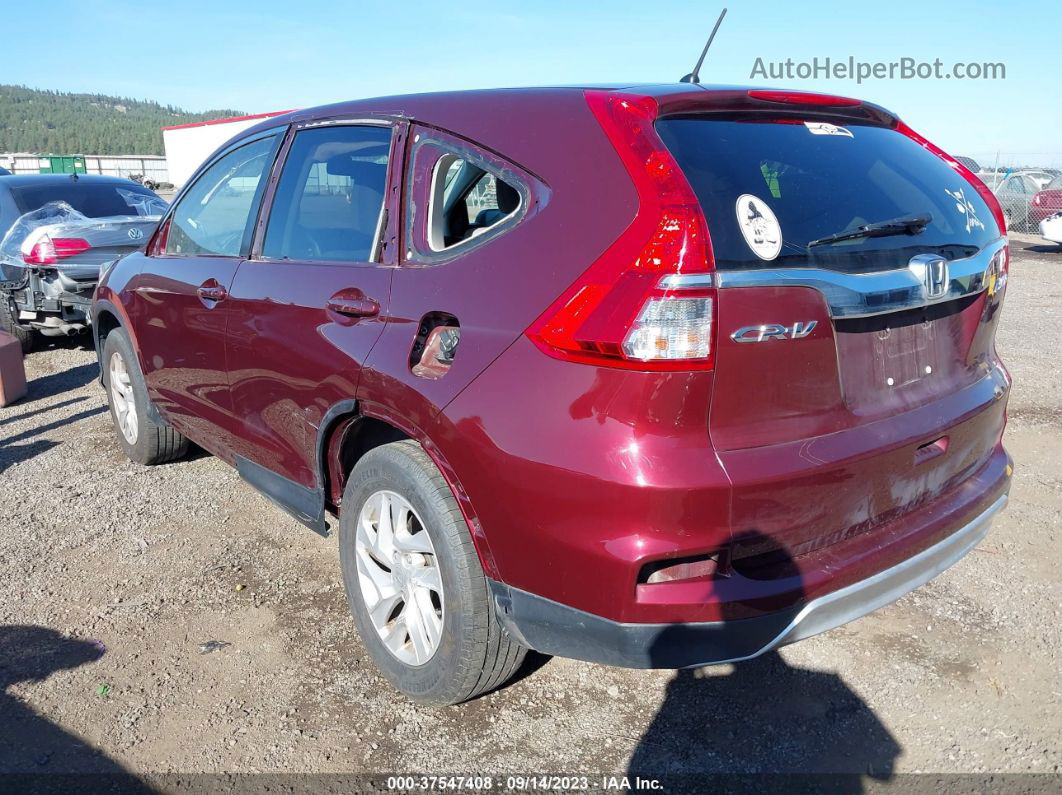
[656,112,1009,567]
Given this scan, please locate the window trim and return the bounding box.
[404,128,535,266]
[425,154,523,253]
[248,118,397,267]
[153,127,285,260]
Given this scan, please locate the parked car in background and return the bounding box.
[993,171,1042,231]
[0,174,166,351]
[1023,170,1054,190]
[1031,175,1062,228]
[94,85,1012,705]
[0,166,10,177]
[1040,211,1062,244]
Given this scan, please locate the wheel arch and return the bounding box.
[318,401,499,579]
[92,298,144,378]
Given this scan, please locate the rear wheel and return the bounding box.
[339,440,526,705]
[102,328,189,465]
[0,295,34,354]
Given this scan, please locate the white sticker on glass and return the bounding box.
[804,121,853,138]
[944,186,985,234]
[735,194,783,261]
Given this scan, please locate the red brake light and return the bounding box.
[747,89,862,107]
[527,91,716,371]
[23,236,91,265]
[895,121,1007,236]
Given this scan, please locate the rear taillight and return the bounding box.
[527,91,716,371]
[23,235,91,265]
[895,121,1007,236]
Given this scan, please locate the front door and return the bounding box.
[225,122,396,490]
[129,131,281,459]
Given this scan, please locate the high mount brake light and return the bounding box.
[747,89,862,107]
[527,91,716,371]
[895,121,1007,237]
[23,235,91,265]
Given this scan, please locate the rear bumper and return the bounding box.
[491,493,1007,669]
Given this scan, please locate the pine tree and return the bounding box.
[0,84,244,155]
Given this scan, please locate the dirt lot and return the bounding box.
[1,236,1060,788]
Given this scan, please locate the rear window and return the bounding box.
[656,117,997,272]
[10,182,164,218]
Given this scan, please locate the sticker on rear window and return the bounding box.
[735,194,782,260]
[804,121,853,138]
[944,186,985,234]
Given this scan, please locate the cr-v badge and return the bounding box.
[731,321,818,343]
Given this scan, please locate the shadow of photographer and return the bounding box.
[627,531,901,791]
[0,625,153,792]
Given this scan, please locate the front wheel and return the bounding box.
[339,440,526,705]
[102,328,189,465]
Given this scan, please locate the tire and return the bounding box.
[0,295,34,354]
[339,440,526,705]
[102,328,189,465]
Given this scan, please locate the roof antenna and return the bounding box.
[680,8,728,84]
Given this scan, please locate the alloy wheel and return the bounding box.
[108,351,138,444]
[355,490,444,666]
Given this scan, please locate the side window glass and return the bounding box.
[165,135,276,257]
[262,125,392,262]
[429,153,521,250]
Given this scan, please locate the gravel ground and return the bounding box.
[1,236,1060,788]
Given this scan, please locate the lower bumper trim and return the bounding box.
[490,493,1007,669]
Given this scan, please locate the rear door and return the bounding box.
[224,121,398,491]
[656,116,1009,562]
[129,130,281,456]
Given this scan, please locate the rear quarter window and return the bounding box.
[656,117,997,272]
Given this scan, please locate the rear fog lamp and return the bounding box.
[641,553,719,584]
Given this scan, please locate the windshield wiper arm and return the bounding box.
[808,213,933,248]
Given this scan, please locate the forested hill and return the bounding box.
[0,85,245,156]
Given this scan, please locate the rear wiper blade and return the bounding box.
[808,213,932,248]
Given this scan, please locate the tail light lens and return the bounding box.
[527,91,716,371]
[896,121,1007,236]
[23,235,91,265]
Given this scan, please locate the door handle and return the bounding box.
[197,282,228,302]
[326,290,379,318]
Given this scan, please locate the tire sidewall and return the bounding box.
[339,445,480,703]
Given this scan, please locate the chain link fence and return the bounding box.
[957,152,1062,234]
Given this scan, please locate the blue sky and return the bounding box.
[4,0,1057,164]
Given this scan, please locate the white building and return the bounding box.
[162,110,293,188]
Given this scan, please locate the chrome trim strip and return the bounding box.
[694,493,1008,667]
[659,273,717,289]
[712,237,1007,319]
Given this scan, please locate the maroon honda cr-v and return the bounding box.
[93,84,1012,705]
